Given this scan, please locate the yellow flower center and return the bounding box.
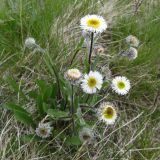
[117,81,125,89]
[87,19,100,28]
[102,106,114,119]
[88,77,97,88]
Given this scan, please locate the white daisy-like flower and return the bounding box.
[80,15,107,33]
[79,127,94,144]
[81,71,103,94]
[126,35,139,47]
[111,76,131,95]
[35,122,52,138]
[64,68,82,85]
[97,102,117,124]
[25,37,36,49]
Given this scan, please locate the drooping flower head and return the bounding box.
[79,127,94,144]
[126,47,138,60]
[80,15,107,33]
[81,71,103,94]
[97,102,117,124]
[126,35,139,47]
[65,68,82,85]
[111,76,131,95]
[35,122,52,138]
[119,47,138,60]
[25,37,36,49]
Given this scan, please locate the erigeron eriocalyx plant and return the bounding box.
[3,14,137,146]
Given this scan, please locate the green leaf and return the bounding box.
[28,90,38,99]
[102,80,109,88]
[43,53,59,81]
[43,103,49,113]
[37,94,45,115]
[51,83,58,99]
[88,94,98,105]
[76,107,86,126]
[70,38,84,66]
[36,80,46,93]
[5,76,27,100]
[21,134,41,142]
[65,136,81,146]
[47,109,69,119]
[59,81,72,101]
[84,53,90,73]
[92,55,100,71]
[14,110,35,128]
[5,76,19,91]
[43,85,52,101]
[36,80,52,101]
[60,98,66,110]
[43,56,55,76]
[4,103,29,114]
[76,37,84,49]
[3,103,35,127]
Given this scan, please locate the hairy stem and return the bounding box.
[88,32,94,72]
[71,84,75,134]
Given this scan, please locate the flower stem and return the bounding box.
[71,84,75,134]
[88,32,94,72]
